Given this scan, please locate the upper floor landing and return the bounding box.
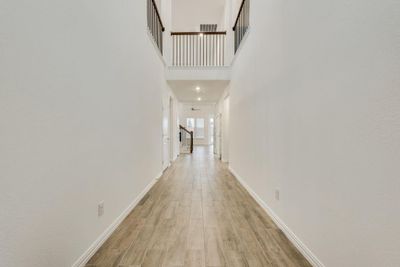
[146,0,250,81]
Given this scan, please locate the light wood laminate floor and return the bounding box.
[86,146,311,267]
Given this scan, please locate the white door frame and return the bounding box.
[162,98,170,171]
[221,96,229,163]
[169,96,174,163]
[215,113,222,159]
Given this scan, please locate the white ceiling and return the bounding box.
[172,0,227,31]
[168,80,229,103]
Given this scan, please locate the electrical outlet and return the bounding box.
[275,190,280,201]
[98,201,104,217]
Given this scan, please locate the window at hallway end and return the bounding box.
[195,118,205,139]
[186,118,195,131]
[186,118,205,139]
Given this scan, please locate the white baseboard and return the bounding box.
[71,174,160,267]
[162,164,169,172]
[155,171,163,180]
[228,167,325,267]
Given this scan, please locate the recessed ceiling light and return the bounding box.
[196,86,201,92]
[197,97,202,101]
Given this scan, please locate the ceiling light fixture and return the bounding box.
[199,33,204,37]
[196,86,201,92]
[197,97,202,101]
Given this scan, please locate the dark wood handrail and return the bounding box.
[179,125,191,134]
[171,31,227,36]
[179,125,194,153]
[151,0,165,31]
[233,0,246,30]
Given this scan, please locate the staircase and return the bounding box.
[179,125,193,154]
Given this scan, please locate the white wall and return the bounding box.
[171,0,226,31]
[222,0,235,64]
[179,103,216,146]
[162,83,180,167]
[0,1,168,266]
[229,0,400,266]
[222,97,230,162]
[232,0,244,18]
[216,89,230,162]
[161,0,173,65]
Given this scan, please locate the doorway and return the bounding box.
[221,96,229,163]
[215,113,222,159]
[169,97,174,163]
[162,97,172,171]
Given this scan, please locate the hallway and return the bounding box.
[86,147,311,267]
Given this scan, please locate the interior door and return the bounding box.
[215,114,222,159]
[169,97,174,162]
[222,96,230,162]
[162,99,170,170]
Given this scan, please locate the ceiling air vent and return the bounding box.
[200,24,217,32]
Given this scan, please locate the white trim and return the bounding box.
[155,171,163,180]
[162,162,171,172]
[71,173,161,267]
[228,167,325,267]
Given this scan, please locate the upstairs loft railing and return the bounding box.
[171,32,226,67]
[147,0,165,54]
[233,0,250,53]
[179,125,194,154]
